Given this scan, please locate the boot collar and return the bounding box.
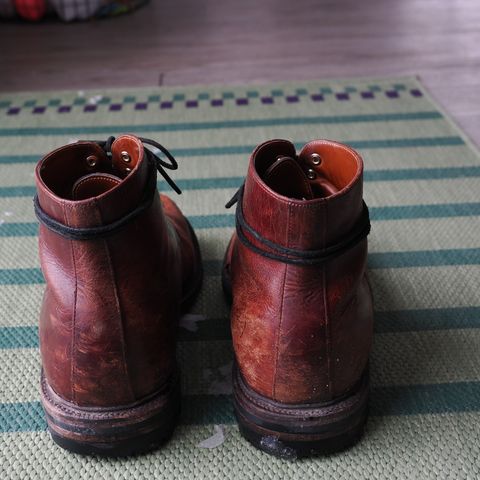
[238,139,367,253]
[35,135,179,238]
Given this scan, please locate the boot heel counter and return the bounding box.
[231,242,332,403]
[40,223,135,406]
[69,236,136,406]
[271,268,373,404]
[231,252,373,405]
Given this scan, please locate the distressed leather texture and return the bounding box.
[224,139,374,404]
[36,135,200,407]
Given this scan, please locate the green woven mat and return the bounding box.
[0,77,479,479]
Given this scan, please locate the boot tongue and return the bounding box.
[263,156,314,200]
[71,173,122,200]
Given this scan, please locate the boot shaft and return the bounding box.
[228,139,373,404]
[36,136,182,407]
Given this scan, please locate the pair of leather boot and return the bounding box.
[35,134,372,458]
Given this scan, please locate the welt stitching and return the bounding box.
[237,369,364,417]
[41,375,173,419]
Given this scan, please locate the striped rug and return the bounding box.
[0,77,479,479]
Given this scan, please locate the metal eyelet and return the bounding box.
[121,151,131,163]
[86,155,97,167]
[310,153,322,165]
[307,168,316,179]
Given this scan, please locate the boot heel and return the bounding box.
[40,370,181,456]
[232,363,369,459]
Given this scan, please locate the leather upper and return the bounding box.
[224,139,373,404]
[36,135,200,407]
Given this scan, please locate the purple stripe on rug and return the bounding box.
[109,103,122,111]
[386,90,399,98]
[361,91,374,99]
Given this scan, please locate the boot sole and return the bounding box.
[232,362,369,459]
[41,370,181,456]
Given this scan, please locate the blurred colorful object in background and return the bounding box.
[14,0,46,20]
[0,0,148,21]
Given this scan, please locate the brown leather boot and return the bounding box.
[35,134,202,455]
[223,139,373,458]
